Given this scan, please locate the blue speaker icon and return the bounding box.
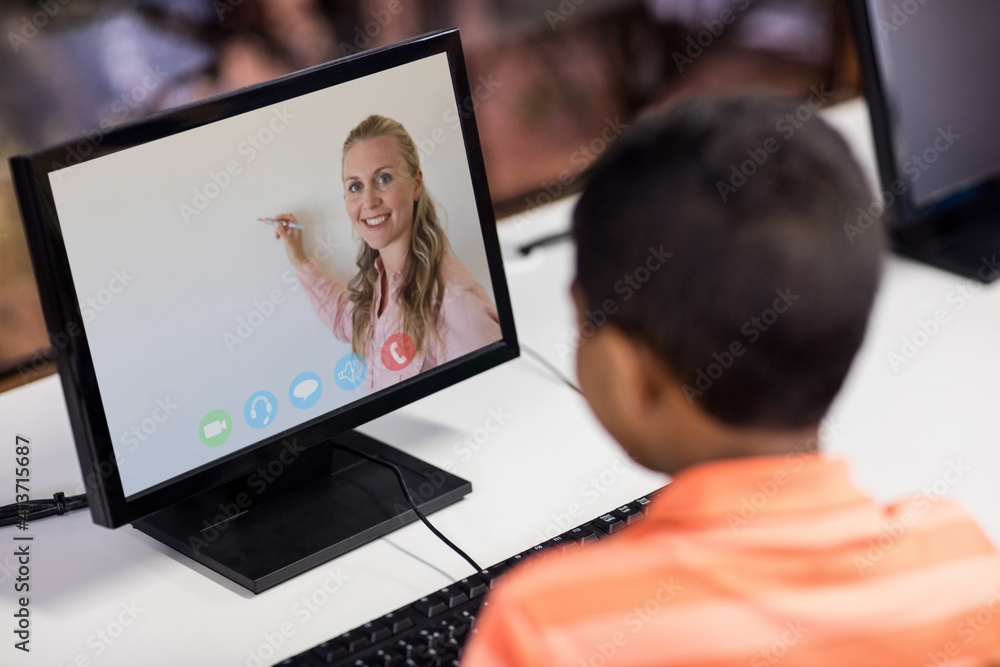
[334,353,367,391]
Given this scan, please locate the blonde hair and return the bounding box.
[343,114,449,356]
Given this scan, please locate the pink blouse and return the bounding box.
[297,254,502,392]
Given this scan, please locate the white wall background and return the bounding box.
[49,53,495,496]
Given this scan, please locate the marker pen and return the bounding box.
[259,217,305,230]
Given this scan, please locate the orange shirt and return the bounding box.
[462,455,1000,667]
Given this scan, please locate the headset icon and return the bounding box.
[250,395,272,425]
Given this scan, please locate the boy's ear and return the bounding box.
[601,328,669,418]
[572,282,669,446]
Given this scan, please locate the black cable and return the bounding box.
[330,443,485,576]
[521,345,583,394]
[0,492,89,527]
[516,230,573,256]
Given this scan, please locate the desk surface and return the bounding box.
[2,98,999,667]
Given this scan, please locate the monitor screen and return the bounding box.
[11,30,517,530]
[861,0,1000,211]
[49,49,502,499]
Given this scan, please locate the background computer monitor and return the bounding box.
[9,29,518,592]
[848,0,1000,280]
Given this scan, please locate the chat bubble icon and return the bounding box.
[289,372,322,409]
[294,379,317,400]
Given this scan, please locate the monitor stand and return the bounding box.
[132,431,471,594]
[892,196,1000,283]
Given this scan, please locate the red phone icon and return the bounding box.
[390,342,407,364]
[381,333,415,371]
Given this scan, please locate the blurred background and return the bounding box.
[0,0,862,392]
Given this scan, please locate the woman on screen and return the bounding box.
[273,114,501,392]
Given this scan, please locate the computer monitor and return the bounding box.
[9,30,518,593]
[848,0,1000,281]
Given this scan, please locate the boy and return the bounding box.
[461,96,1000,666]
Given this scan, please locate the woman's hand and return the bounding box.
[272,213,308,271]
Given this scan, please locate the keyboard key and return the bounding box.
[457,575,489,599]
[505,552,530,568]
[373,648,405,666]
[634,496,653,514]
[339,630,371,652]
[481,564,509,587]
[312,640,348,663]
[614,503,643,525]
[364,620,393,643]
[424,648,447,666]
[565,525,600,545]
[396,637,428,660]
[413,595,448,617]
[456,609,476,636]
[438,586,469,608]
[433,618,454,637]
[394,639,411,657]
[417,628,436,648]
[383,611,415,634]
[592,513,626,534]
[544,534,580,554]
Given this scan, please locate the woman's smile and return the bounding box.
[361,212,390,229]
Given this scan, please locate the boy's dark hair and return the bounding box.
[572,95,885,429]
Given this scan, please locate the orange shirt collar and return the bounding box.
[647,454,871,523]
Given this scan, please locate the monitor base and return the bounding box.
[133,431,471,594]
[891,204,1000,283]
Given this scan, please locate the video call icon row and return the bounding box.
[197,353,372,447]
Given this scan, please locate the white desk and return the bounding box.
[1,99,998,666]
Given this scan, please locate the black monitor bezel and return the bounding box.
[9,29,518,528]
[846,0,1000,227]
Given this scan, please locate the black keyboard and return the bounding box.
[273,489,662,667]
